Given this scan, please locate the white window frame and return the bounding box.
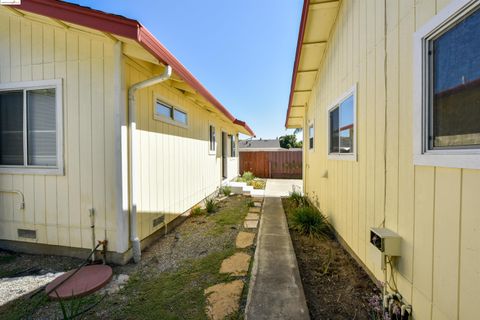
[308,121,314,151]
[0,79,63,175]
[208,123,216,155]
[326,84,357,161]
[413,0,480,169]
[153,95,188,128]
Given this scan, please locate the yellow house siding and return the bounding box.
[0,9,119,251]
[124,59,240,241]
[302,0,479,319]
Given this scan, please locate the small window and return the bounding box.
[308,124,314,150]
[0,80,62,173]
[428,6,480,149]
[328,86,356,159]
[154,100,188,126]
[209,125,216,153]
[155,102,172,118]
[230,135,236,157]
[413,1,480,169]
[173,109,187,124]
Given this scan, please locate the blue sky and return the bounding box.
[68,0,303,139]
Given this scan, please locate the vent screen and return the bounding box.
[18,229,37,239]
[153,215,165,228]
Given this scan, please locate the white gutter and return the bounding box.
[128,65,172,263]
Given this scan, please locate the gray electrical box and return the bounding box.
[370,228,401,256]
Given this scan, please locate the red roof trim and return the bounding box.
[285,0,310,128]
[12,0,254,136]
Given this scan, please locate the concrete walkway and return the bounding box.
[245,179,309,320]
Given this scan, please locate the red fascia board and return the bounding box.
[15,0,139,39]
[285,0,310,128]
[12,0,254,136]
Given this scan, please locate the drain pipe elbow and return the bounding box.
[128,65,172,263]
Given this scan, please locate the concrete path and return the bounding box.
[245,180,309,320]
[263,179,303,197]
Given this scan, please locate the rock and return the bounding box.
[220,252,251,276]
[205,280,244,320]
[235,232,255,249]
[243,220,258,229]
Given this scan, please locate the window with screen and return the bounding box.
[428,6,480,149]
[0,80,62,173]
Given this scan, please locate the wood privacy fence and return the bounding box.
[239,150,302,179]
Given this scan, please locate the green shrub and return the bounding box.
[290,206,330,239]
[246,199,255,208]
[220,186,232,196]
[205,197,218,214]
[191,206,204,216]
[236,177,246,183]
[242,171,255,182]
[289,191,309,207]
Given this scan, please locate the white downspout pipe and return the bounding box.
[128,65,172,263]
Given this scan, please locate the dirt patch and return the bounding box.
[282,198,381,320]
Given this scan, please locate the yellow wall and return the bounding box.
[125,58,241,241]
[0,8,242,255]
[302,1,479,319]
[0,9,119,251]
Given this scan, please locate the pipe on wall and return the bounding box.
[128,65,172,263]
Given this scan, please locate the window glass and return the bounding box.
[309,125,314,149]
[209,125,216,151]
[431,8,480,148]
[329,107,339,153]
[156,101,172,118]
[329,93,354,154]
[0,91,23,165]
[173,109,187,124]
[339,95,354,153]
[27,89,56,166]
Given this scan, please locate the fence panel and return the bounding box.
[239,150,302,179]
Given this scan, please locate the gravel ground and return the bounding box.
[0,272,64,307]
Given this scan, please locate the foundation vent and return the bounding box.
[153,215,165,228]
[17,229,37,239]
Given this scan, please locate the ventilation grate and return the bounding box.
[153,215,165,228]
[18,229,37,239]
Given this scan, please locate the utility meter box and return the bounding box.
[370,228,401,256]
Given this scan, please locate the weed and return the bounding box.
[220,186,232,196]
[190,206,204,217]
[290,206,330,239]
[289,191,309,207]
[246,199,255,208]
[242,171,255,182]
[205,197,218,213]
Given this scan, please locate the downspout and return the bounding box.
[128,65,172,263]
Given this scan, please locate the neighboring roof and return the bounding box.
[239,139,282,149]
[285,0,340,128]
[8,0,254,136]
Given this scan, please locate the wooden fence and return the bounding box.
[239,150,302,179]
